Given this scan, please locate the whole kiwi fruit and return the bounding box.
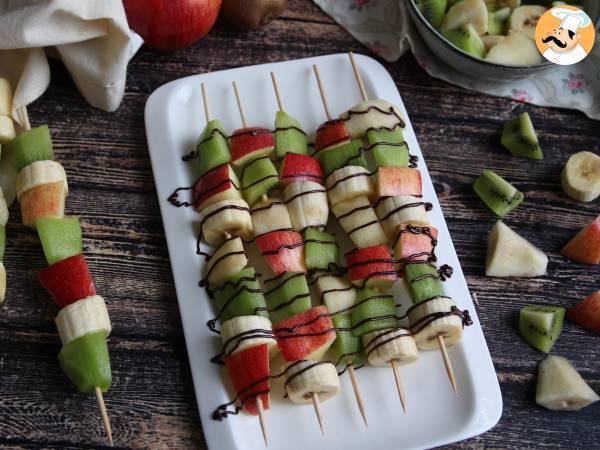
[222,0,288,30]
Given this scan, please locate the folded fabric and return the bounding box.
[314,0,600,121]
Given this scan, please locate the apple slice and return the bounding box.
[279,153,323,184]
[346,244,397,291]
[314,120,350,153]
[274,306,336,361]
[567,290,600,335]
[229,127,274,167]
[255,229,306,274]
[193,164,241,212]
[393,224,438,272]
[375,167,422,198]
[20,181,67,229]
[561,216,600,265]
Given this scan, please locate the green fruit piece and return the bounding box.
[213,267,268,323]
[317,139,368,177]
[58,331,112,393]
[332,314,365,367]
[240,156,279,207]
[274,111,308,160]
[416,0,448,29]
[265,272,312,323]
[519,305,565,353]
[442,24,486,59]
[196,119,230,176]
[404,263,444,304]
[501,112,543,160]
[351,288,397,337]
[447,0,461,6]
[473,169,524,217]
[303,228,339,271]
[488,7,510,35]
[36,217,83,266]
[6,125,53,173]
[0,224,5,262]
[366,126,409,167]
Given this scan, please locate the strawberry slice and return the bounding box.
[315,120,350,152]
[561,216,600,265]
[393,224,438,272]
[274,306,336,361]
[255,230,306,274]
[567,290,600,335]
[38,254,96,308]
[280,153,324,184]
[224,343,270,415]
[346,244,397,290]
[229,128,274,167]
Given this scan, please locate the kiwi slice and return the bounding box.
[351,288,397,337]
[404,263,444,304]
[473,169,524,217]
[265,272,312,323]
[332,314,365,367]
[366,126,409,167]
[197,119,230,176]
[442,23,486,59]
[501,112,543,160]
[519,305,565,353]
[303,227,339,271]
[417,0,448,29]
[213,267,268,323]
[274,111,308,160]
[488,7,510,35]
[7,125,53,173]
[317,139,368,177]
[240,156,280,207]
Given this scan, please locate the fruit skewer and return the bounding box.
[9,105,113,445]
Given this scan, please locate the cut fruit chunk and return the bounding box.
[375,167,422,198]
[314,273,356,314]
[283,181,329,231]
[317,138,368,177]
[204,237,248,286]
[192,164,242,212]
[265,272,311,323]
[255,229,305,274]
[221,315,277,357]
[303,228,339,271]
[375,195,429,238]
[567,290,600,335]
[229,127,274,167]
[274,306,336,361]
[0,225,5,262]
[473,169,523,217]
[314,119,350,153]
[536,355,599,411]
[561,151,600,202]
[196,119,230,176]
[509,5,546,40]
[16,160,68,201]
[284,360,341,404]
[393,224,438,271]
[488,6,510,35]
[20,181,67,228]
[443,24,486,59]
[333,196,388,248]
[501,112,543,160]
[561,216,600,265]
[404,262,444,304]
[366,124,409,168]
[326,165,373,207]
[0,155,17,207]
[442,0,489,35]
[240,156,279,207]
[251,196,292,235]
[339,100,405,139]
[58,331,111,393]
[351,288,397,337]
[55,295,111,346]
[198,198,253,246]
[36,217,83,266]
[225,343,270,416]
[485,30,542,65]
[331,314,365,367]
[279,152,323,184]
[408,296,464,349]
[213,267,268,323]
[38,254,96,308]
[0,261,5,303]
[482,34,505,51]
[7,125,54,173]
[362,328,418,366]
[0,78,13,116]
[0,190,7,226]
[486,221,548,277]
[347,245,397,291]
[274,111,308,159]
[416,0,448,29]
[0,116,15,143]
[519,305,565,353]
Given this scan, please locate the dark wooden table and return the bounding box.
[1,1,598,448]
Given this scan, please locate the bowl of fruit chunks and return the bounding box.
[408,0,600,79]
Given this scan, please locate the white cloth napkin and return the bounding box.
[0,0,143,126]
[314,0,600,120]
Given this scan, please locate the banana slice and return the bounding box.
[485,0,520,10]
[326,166,373,207]
[0,261,6,304]
[485,30,542,65]
[314,274,356,313]
[362,328,419,367]
[375,195,429,238]
[0,188,8,226]
[482,34,505,51]
[0,78,13,116]
[509,5,546,40]
[283,181,329,232]
[339,100,404,139]
[0,116,15,143]
[204,237,248,286]
[16,160,68,201]
[251,195,292,235]
[561,151,600,203]
[220,315,278,357]
[408,296,464,350]
[442,0,489,35]
[284,360,341,404]
[55,295,111,346]
[332,195,388,248]
[198,198,253,246]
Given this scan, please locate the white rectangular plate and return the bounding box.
[145,53,502,450]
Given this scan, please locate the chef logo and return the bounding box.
[535,5,595,66]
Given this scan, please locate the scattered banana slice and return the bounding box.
[509,5,546,40]
[561,151,600,203]
[442,0,489,35]
[485,31,542,65]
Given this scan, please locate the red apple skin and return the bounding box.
[229,128,274,167]
[315,120,350,152]
[192,164,240,211]
[376,167,422,198]
[561,216,600,264]
[123,0,221,51]
[280,153,324,184]
[394,224,438,273]
[346,244,397,286]
[567,290,600,335]
[255,230,305,274]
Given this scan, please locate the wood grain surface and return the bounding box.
[1,1,598,448]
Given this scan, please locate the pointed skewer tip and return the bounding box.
[312,392,325,435]
[437,335,458,394]
[391,359,407,414]
[347,364,368,427]
[95,387,113,446]
[256,397,268,447]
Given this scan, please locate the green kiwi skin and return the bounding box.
[404,263,444,304]
[473,170,524,217]
[442,24,486,59]
[241,156,280,207]
[488,7,510,36]
[417,0,448,29]
[501,113,544,160]
[519,305,565,353]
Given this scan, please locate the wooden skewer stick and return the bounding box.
[312,64,332,121]
[438,335,458,393]
[256,396,268,447]
[201,82,211,122]
[312,392,325,435]
[96,387,114,446]
[270,72,285,112]
[232,81,248,128]
[347,364,368,427]
[391,359,407,414]
[348,52,369,102]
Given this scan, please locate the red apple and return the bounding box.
[315,120,350,153]
[561,216,600,265]
[123,0,221,51]
[255,230,305,274]
[192,164,241,211]
[567,290,600,335]
[375,167,422,198]
[229,128,274,167]
[280,153,323,184]
[393,224,438,273]
[346,244,397,290]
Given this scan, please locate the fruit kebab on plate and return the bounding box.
[4,106,113,444]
